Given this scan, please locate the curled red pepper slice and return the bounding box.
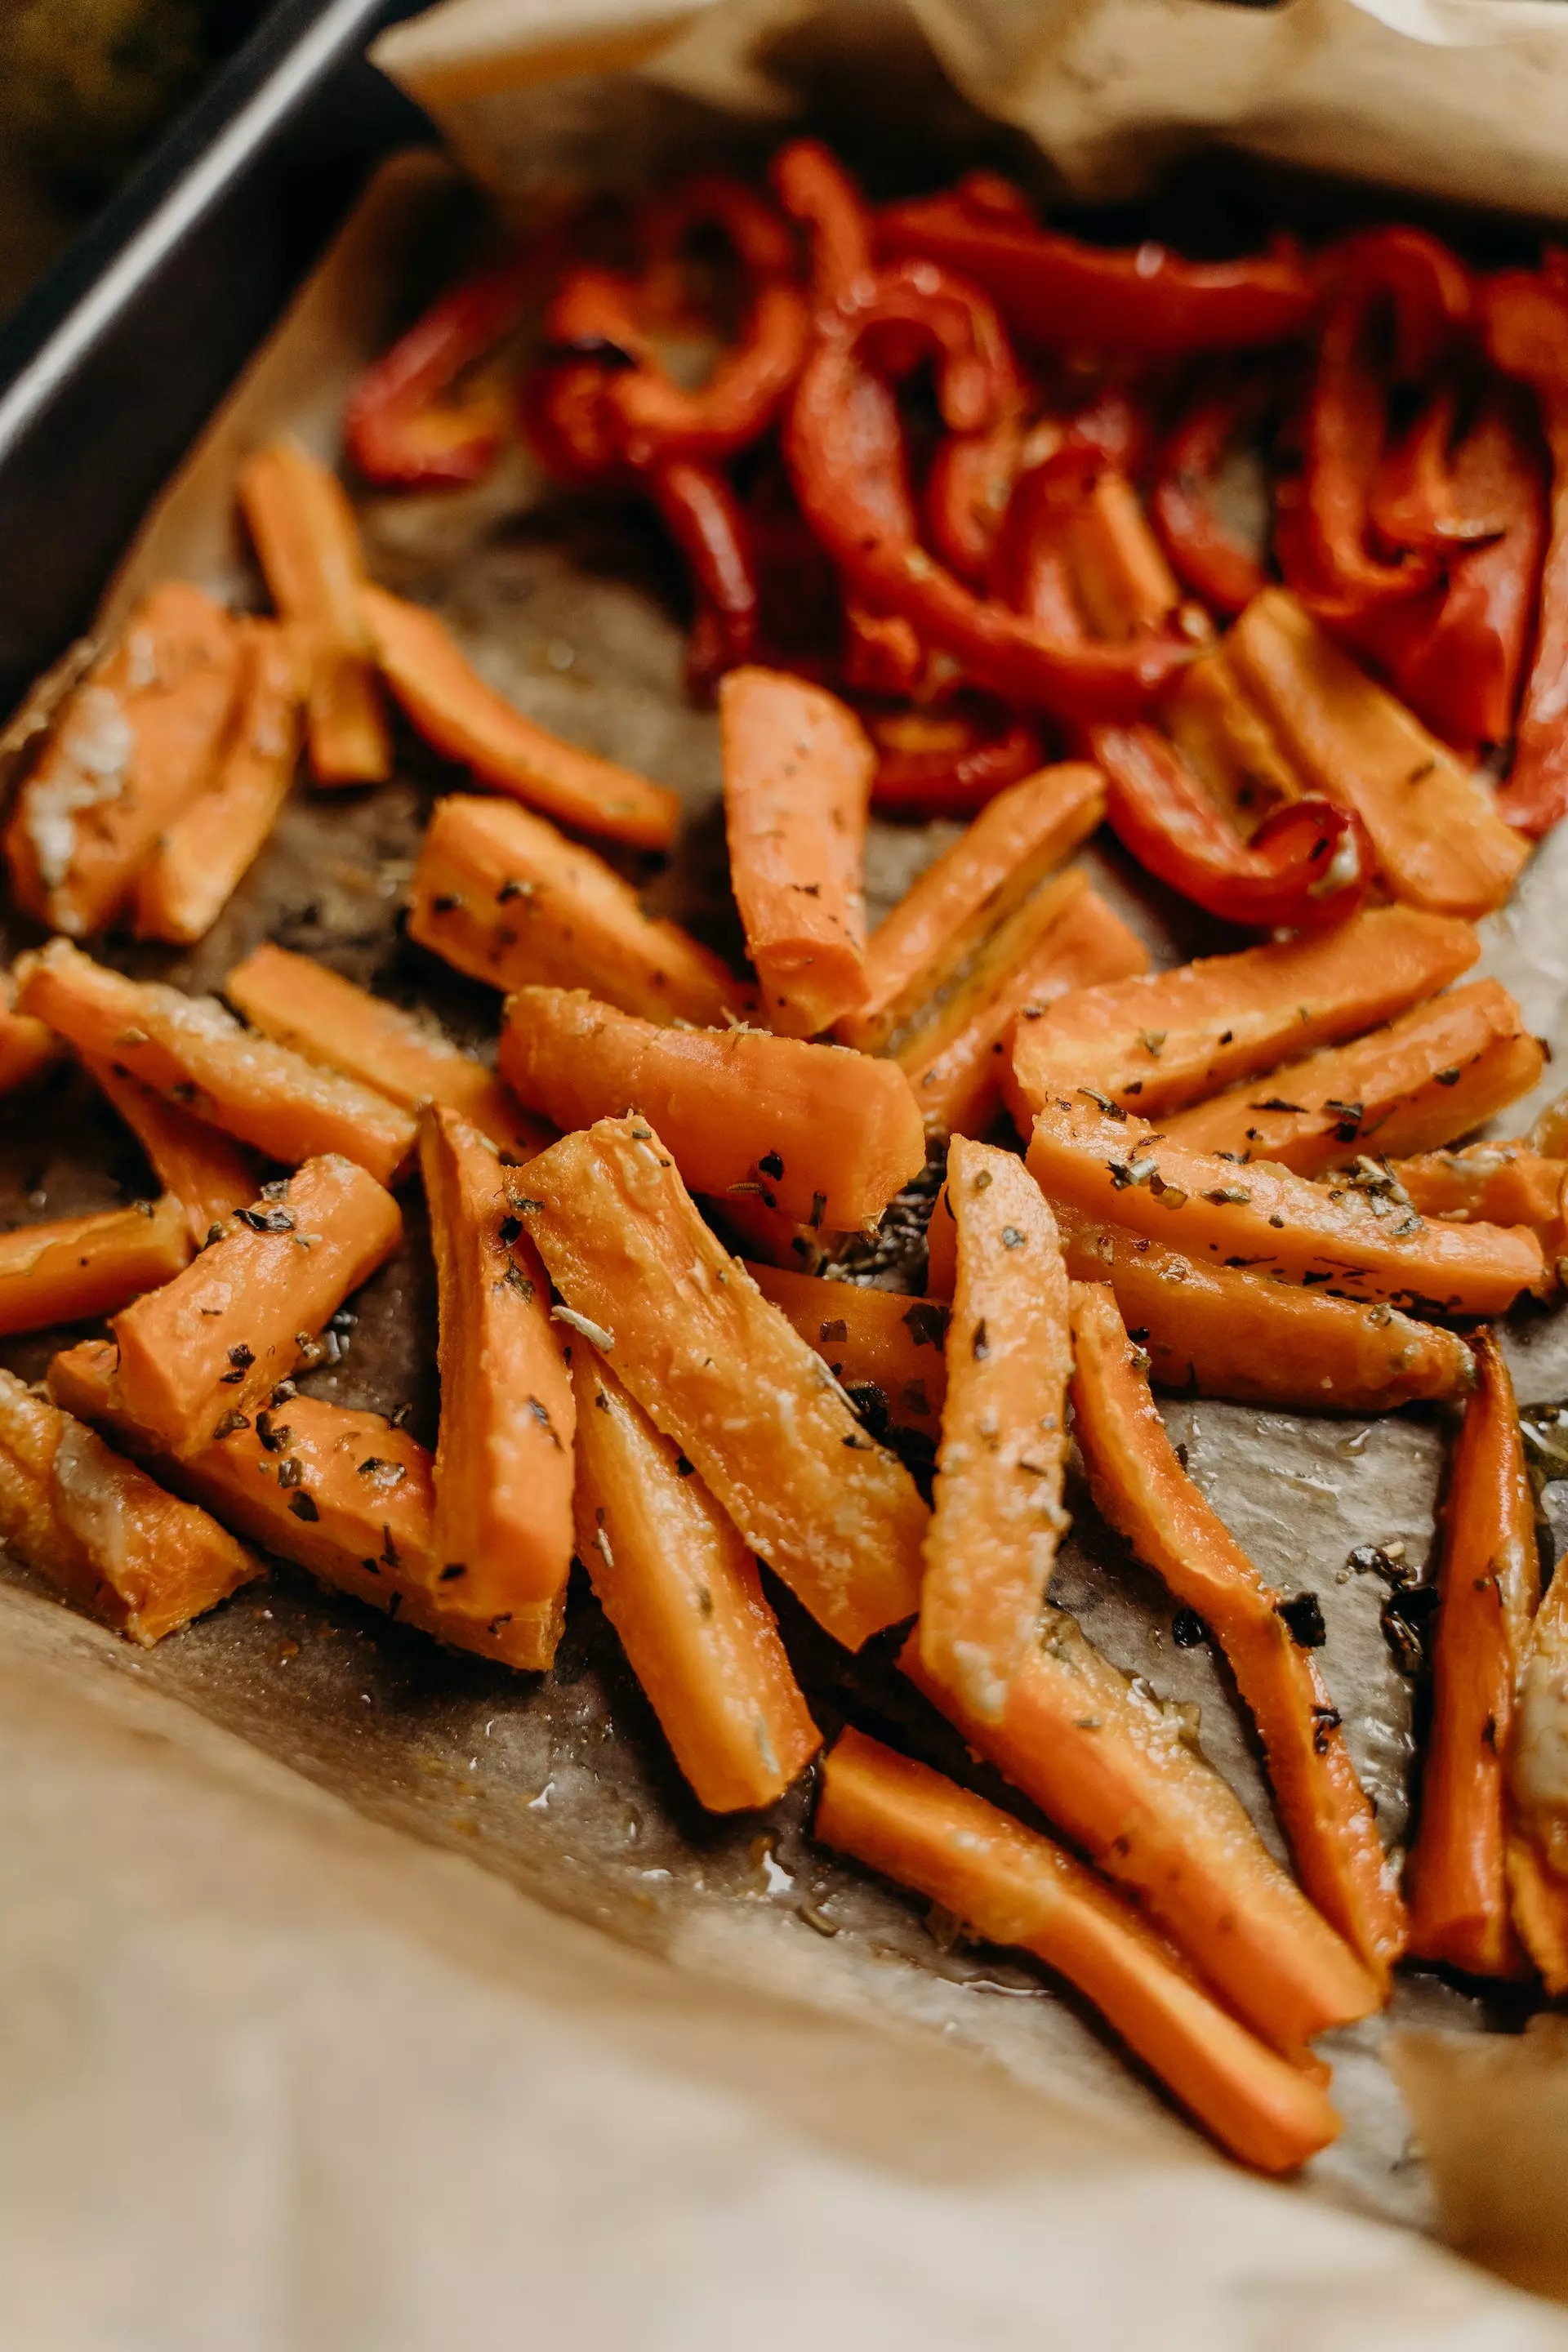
[345,256,541,488]
[1151,372,1273,616]
[648,458,760,693]
[521,266,652,482]
[1481,261,1568,834]
[867,706,1043,817]
[926,382,1148,590]
[772,139,874,305]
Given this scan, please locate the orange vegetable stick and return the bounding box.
[572,1352,820,1811]
[744,1263,948,1435]
[225,942,551,1160]
[719,666,874,1036]
[924,1179,956,1299]
[1227,589,1528,919]
[81,1051,261,1249]
[5,581,243,938]
[1006,902,1479,1126]
[816,1728,1341,2173]
[1066,471,1184,642]
[901,1618,1380,2052]
[1023,1093,1544,1318]
[500,987,927,1231]
[519,1116,927,1650]
[708,1192,836,1274]
[16,938,416,1185]
[1508,1558,1568,1993]
[421,1106,573,1669]
[361,584,679,852]
[1056,1206,1474,1411]
[410,795,749,1026]
[838,762,1106,1054]
[1162,646,1305,840]
[109,1155,401,1454]
[131,617,301,943]
[1161,979,1544,1175]
[1070,1280,1407,1984]
[0,1365,256,1644]
[918,1140,1071,1722]
[1407,1332,1538,1976]
[1506,1833,1568,1996]
[0,1194,189,1338]
[1391,1142,1568,1240]
[0,977,61,1097]
[236,441,390,785]
[1531,1087,1568,1160]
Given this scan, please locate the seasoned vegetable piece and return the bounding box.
[16,938,416,1185]
[361,585,679,851]
[5,581,243,938]
[109,1156,402,1454]
[919,1140,1071,1722]
[1065,470,1185,641]
[0,980,60,1097]
[500,988,926,1231]
[1408,1333,1538,1976]
[1022,1094,1543,1317]
[1509,1563,1568,1993]
[519,1117,927,1650]
[410,795,747,1026]
[817,1730,1341,2173]
[225,942,550,1160]
[572,1353,819,1810]
[237,441,390,784]
[1161,979,1542,1175]
[82,1054,260,1250]
[0,1367,257,1644]
[1006,903,1478,1125]
[132,618,301,944]
[421,1107,574,1669]
[1070,1281,1407,1982]
[744,1263,948,1435]
[0,1195,189,1339]
[1391,1143,1568,1240]
[1161,641,1305,835]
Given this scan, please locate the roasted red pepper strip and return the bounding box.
[866,706,1044,817]
[1483,261,1568,834]
[1152,373,1272,616]
[649,458,760,691]
[521,266,653,482]
[927,383,1150,592]
[772,139,873,304]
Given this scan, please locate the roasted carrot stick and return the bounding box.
[0,978,60,1098]
[901,1618,1379,2051]
[81,1053,260,1249]
[500,987,927,1231]
[708,1192,836,1274]
[225,942,551,1160]
[1071,1280,1407,1982]
[744,1262,948,1435]
[410,794,749,1026]
[924,1179,956,1300]
[1508,1544,1568,1993]
[519,1116,927,1650]
[1407,1332,1538,1976]
[816,1729,1341,2172]
[1531,1087,1568,1160]
[361,583,679,851]
[236,441,390,785]
[1005,902,1479,1127]
[1161,979,1543,1175]
[4,581,244,938]
[16,938,416,1185]
[0,1194,189,1338]
[1064,470,1186,642]
[1162,645,1305,840]
[421,1106,573,1669]
[109,1155,401,1454]
[1023,1094,1544,1318]
[1391,1142,1568,1239]
[838,762,1107,1054]
[1056,1205,1473,1411]
[917,1140,1071,1722]
[573,1352,820,1809]
[131,618,301,943]
[1227,589,1528,919]
[0,1365,256,1643]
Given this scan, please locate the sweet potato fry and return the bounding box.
[225,942,551,1160]
[918,1141,1070,1722]
[1392,1143,1568,1241]
[0,1365,256,1643]
[1006,902,1479,1127]
[1023,1094,1543,1317]
[816,1728,1341,2172]
[131,618,301,943]
[519,1116,927,1650]
[1161,979,1543,1174]
[500,988,926,1231]
[16,938,416,1185]
[81,1052,260,1249]
[744,1263,948,1436]
[1508,1564,1568,1992]
[1408,1332,1538,1976]
[109,1155,401,1454]
[902,1617,1380,2051]
[1070,1280,1407,1982]
[573,1352,819,1810]
[838,762,1106,1054]
[1227,589,1528,918]
[410,795,748,1026]
[0,978,60,1098]
[5,581,243,938]
[361,584,679,851]
[237,441,389,785]
[1161,645,1305,839]
[0,1194,189,1338]
[421,1106,573,1669]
